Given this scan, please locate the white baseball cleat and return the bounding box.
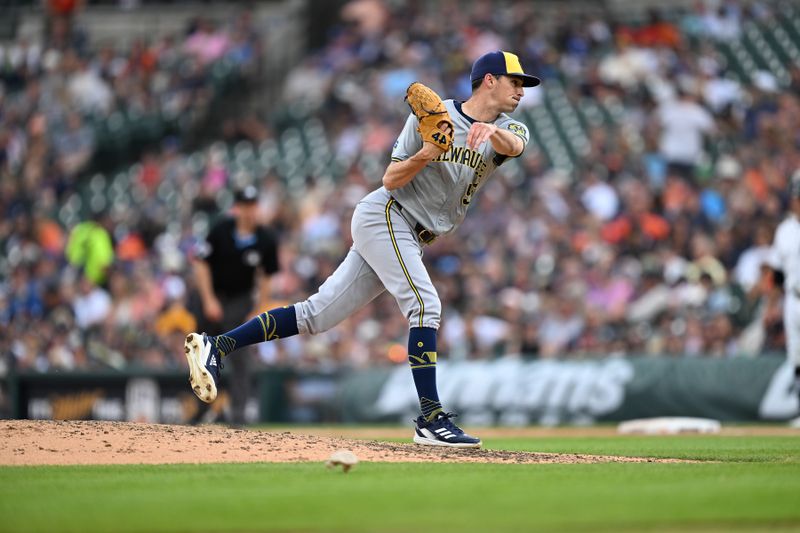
[184,333,221,403]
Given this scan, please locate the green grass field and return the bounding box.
[2,432,800,532]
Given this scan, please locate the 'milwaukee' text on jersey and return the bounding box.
[432,146,488,179]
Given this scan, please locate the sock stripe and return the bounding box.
[409,352,436,367]
[256,312,282,342]
[267,313,278,340]
[420,397,443,420]
[213,306,297,358]
[256,313,268,342]
[215,335,237,357]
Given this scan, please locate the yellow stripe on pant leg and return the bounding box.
[385,199,425,328]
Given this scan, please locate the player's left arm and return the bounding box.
[466,121,527,157]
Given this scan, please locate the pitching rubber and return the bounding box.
[184,333,217,403]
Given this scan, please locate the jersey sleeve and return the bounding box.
[390,113,422,162]
[491,117,529,165]
[496,116,530,151]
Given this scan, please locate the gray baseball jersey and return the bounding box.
[294,100,529,334]
[390,100,530,236]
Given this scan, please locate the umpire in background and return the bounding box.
[193,185,279,426]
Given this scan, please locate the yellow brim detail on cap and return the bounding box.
[502,51,524,75]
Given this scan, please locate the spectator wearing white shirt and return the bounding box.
[66,54,112,114]
[580,166,620,222]
[72,275,112,330]
[655,87,716,181]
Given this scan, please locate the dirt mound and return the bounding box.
[1,420,686,466]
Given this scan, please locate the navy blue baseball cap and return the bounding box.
[470,51,540,88]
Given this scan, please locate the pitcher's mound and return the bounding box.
[1,420,686,466]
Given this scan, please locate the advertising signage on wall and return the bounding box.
[5,356,798,424]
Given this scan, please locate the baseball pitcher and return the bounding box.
[184,51,539,447]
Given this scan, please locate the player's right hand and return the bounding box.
[466,122,497,149]
[203,297,223,322]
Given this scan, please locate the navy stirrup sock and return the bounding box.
[212,305,299,356]
[408,326,443,421]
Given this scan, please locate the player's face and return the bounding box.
[493,75,525,112]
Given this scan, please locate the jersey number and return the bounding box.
[431,132,447,145]
[461,181,477,206]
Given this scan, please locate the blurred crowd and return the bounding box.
[0,4,264,372]
[2,0,799,375]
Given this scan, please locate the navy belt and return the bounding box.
[392,199,437,244]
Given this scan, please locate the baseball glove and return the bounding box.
[405,82,454,151]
